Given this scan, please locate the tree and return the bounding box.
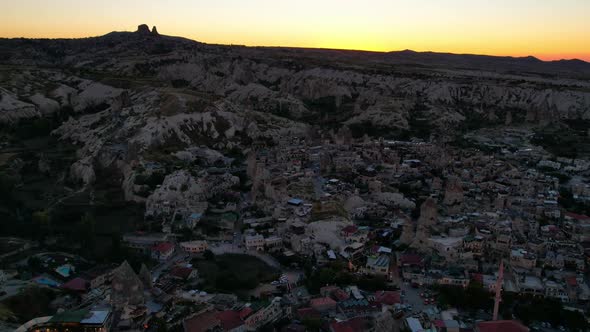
[32,209,52,240]
[0,171,17,201]
[78,213,96,257]
[27,256,43,273]
[302,318,322,331]
[108,233,126,263]
[203,250,215,260]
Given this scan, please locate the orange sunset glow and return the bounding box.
[1,0,589,61]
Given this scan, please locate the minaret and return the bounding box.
[492,260,504,321]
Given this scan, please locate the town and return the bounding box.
[3,128,590,332]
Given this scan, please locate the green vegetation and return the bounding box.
[532,123,589,159]
[311,201,348,221]
[304,261,388,294]
[513,295,588,331]
[537,166,571,184]
[302,318,322,331]
[1,287,56,323]
[559,188,590,216]
[193,254,279,292]
[435,283,588,331]
[0,171,17,202]
[435,282,492,313]
[134,171,166,188]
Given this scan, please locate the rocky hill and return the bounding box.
[0,24,589,228]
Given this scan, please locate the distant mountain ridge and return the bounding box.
[381,49,590,75]
[0,25,589,76]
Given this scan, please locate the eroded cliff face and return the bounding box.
[1,30,589,203]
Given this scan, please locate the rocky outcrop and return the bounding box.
[136,24,151,35]
[411,197,438,248]
[0,88,39,123]
[400,218,416,245]
[138,264,152,289]
[111,261,144,308]
[374,192,416,210]
[418,197,438,226]
[136,24,159,37]
[146,170,205,214]
[69,157,96,186]
[443,177,464,206]
[30,93,60,116]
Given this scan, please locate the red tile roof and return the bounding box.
[565,276,578,287]
[297,308,321,320]
[184,310,220,332]
[60,277,88,292]
[565,212,590,221]
[471,273,484,283]
[341,225,358,235]
[399,253,424,266]
[330,317,369,332]
[434,320,445,328]
[170,266,194,280]
[374,290,401,305]
[152,242,174,253]
[310,297,337,308]
[476,320,529,332]
[239,307,253,320]
[332,288,350,301]
[217,310,244,331]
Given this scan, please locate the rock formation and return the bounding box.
[443,177,464,206]
[110,261,144,308]
[69,157,96,186]
[400,218,416,245]
[136,24,151,35]
[411,197,438,248]
[418,197,438,226]
[138,263,152,289]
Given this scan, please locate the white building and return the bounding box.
[180,240,208,254]
[245,234,265,251]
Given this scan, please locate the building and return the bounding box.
[183,309,221,332]
[186,212,203,228]
[170,266,198,281]
[180,240,208,254]
[110,261,144,308]
[364,255,390,277]
[151,242,175,261]
[264,236,283,252]
[288,198,303,206]
[329,317,372,332]
[218,310,246,332]
[16,309,112,332]
[80,264,116,289]
[510,249,536,270]
[60,277,89,293]
[545,280,569,302]
[405,317,425,332]
[245,234,265,251]
[243,297,286,331]
[475,320,529,332]
[373,290,401,306]
[310,297,337,313]
[123,233,170,254]
[429,237,463,259]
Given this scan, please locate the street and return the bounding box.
[400,281,437,313]
[209,242,281,268]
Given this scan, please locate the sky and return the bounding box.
[1,0,589,61]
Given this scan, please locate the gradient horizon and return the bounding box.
[1,0,589,61]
